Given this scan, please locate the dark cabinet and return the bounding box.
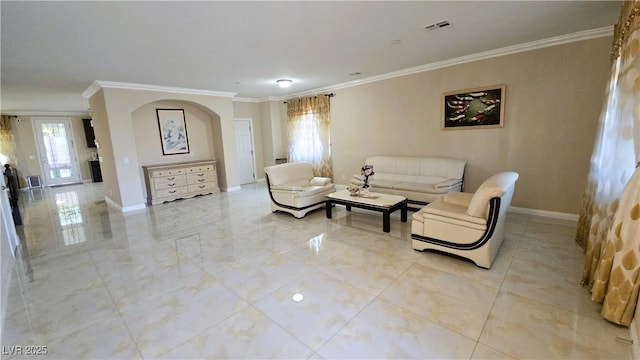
[89,160,102,182]
[82,118,96,148]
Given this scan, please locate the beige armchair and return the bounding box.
[264,162,335,218]
[411,171,519,268]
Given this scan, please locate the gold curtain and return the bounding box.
[286,95,333,178]
[577,1,640,326]
[0,115,12,140]
[0,115,17,167]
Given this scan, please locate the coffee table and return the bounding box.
[325,190,407,232]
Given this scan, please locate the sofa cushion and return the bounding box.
[369,179,396,189]
[393,182,449,194]
[366,156,466,180]
[294,184,335,198]
[421,198,487,227]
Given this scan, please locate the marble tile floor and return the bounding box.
[0,182,633,359]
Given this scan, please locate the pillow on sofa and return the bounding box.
[310,177,332,186]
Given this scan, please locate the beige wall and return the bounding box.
[132,102,218,165]
[327,36,611,214]
[258,100,286,170]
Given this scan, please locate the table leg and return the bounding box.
[383,211,390,232]
[346,205,352,211]
[401,201,407,222]
[326,201,332,219]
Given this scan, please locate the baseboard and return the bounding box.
[104,196,146,213]
[122,203,147,212]
[225,186,242,192]
[508,206,579,221]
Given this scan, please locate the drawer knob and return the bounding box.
[198,173,204,176]
[198,179,205,182]
[169,190,176,193]
[168,177,175,180]
[168,183,175,186]
[199,185,205,189]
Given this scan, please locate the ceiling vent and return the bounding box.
[424,20,451,31]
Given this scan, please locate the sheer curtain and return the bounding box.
[577,1,640,326]
[286,95,332,178]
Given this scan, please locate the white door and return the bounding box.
[234,119,255,184]
[32,118,81,186]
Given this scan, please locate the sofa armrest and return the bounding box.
[434,178,463,189]
[310,177,332,186]
[443,192,474,208]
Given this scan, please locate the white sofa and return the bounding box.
[264,162,335,218]
[350,156,467,206]
[411,171,519,269]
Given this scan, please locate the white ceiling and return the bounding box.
[1,1,620,114]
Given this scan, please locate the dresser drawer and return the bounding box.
[187,182,218,193]
[153,176,187,190]
[186,164,214,173]
[155,186,188,198]
[151,168,186,177]
[186,172,215,184]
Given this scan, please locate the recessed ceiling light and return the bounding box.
[391,39,401,45]
[349,72,362,76]
[277,79,292,88]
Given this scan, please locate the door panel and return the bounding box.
[234,119,255,184]
[33,118,81,186]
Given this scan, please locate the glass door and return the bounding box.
[32,118,81,186]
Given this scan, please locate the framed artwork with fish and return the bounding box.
[442,84,505,130]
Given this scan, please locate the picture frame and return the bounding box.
[442,84,505,130]
[156,109,190,155]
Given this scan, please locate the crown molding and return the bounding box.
[282,26,614,99]
[82,80,237,99]
[232,97,260,103]
[1,111,90,117]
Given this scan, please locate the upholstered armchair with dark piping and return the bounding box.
[411,171,519,269]
[264,162,335,218]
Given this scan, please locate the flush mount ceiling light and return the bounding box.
[277,79,292,88]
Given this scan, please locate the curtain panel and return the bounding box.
[0,115,12,140]
[286,96,332,178]
[0,115,17,167]
[577,1,640,326]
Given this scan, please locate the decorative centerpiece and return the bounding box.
[346,164,375,196]
[359,164,374,197]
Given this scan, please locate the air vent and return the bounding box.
[424,20,451,31]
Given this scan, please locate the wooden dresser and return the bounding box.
[142,160,220,205]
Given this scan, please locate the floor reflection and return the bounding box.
[55,191,86,246]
